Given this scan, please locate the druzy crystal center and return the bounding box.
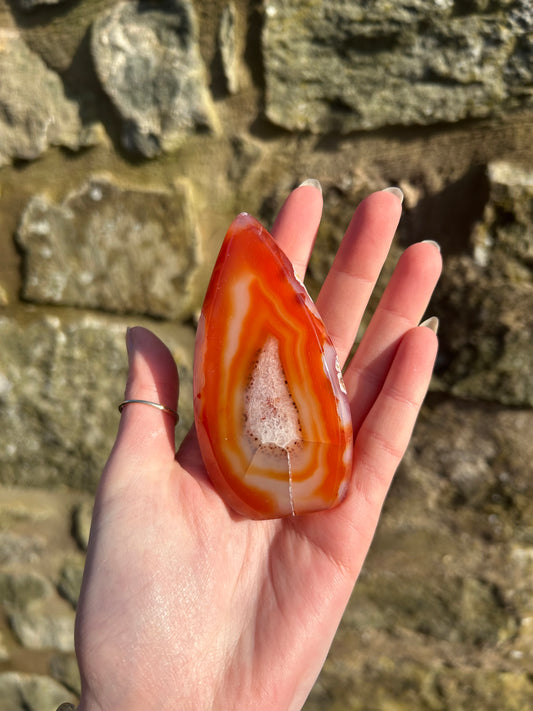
[244,337,301,450]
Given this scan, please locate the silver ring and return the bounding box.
[118,399,179,423]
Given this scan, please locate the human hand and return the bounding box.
[74,183,442,711]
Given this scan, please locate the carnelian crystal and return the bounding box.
[193,213,353,519]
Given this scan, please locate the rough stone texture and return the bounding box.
[0,532,46,567]
[72,501,93,551]
[0,672,75,711]
[15,0,68,8]
[263,0,533,133]
[0,487,87,709]
[472,161,533,281]
[0,315,127,491]
[49,653,81,696]
[219,2,240,94]
[57,558,85,609]
[17,177,201,320]
[432,160,533,405]
[307,663,533,711]
[305,399,533,710]
[0,31,100,167]
[9,609,75,652]
[92,0,217,157]
[0,314,194,490]
[0,572,53,611]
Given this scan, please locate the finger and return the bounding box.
[270,180,323,280]
[317,189,403,367]
[115,326,179,464]
[346,325,438,527]
[344,240,442,432]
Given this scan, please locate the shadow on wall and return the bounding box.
[401,164,491,253]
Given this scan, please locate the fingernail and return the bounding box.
[419,316,439,334]
[382,186,404,203]
[125,326,138,364]
[298,178,322,194]
[422,239,441,252]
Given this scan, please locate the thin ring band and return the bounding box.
[118,399,180,423]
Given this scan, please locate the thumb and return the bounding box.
[116,326,180,464]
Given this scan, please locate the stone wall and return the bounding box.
[1,0,532,709]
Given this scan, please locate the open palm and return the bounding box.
[75,184,441,711]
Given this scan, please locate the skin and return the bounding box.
[75,185,442,711]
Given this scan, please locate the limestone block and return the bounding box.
[92,0,218,157]
[0,315,126,490]
[404,401,533,541]
[0,572,53,611]
[219,2,241,94]
[0,31,100,167]
[0,672,75,711]
[49,653,81,697]
[473,161,533,276]
[0,532,46,566]
[263,0,531,132]
[437,268,533,405]
[73,500,93,551]
[57,557,85,609]
[9,608,75,652]
[0,314,194,490]
[434,161,533,406]
[16,177,201,320]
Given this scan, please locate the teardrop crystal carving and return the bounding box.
[193,213,353,519]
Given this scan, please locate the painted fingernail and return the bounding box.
[298,178,322,194]
[419,316,439,334]
[382,186,404,203]
[422,239,441,251]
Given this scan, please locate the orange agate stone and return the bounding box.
[193,213,353,519]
